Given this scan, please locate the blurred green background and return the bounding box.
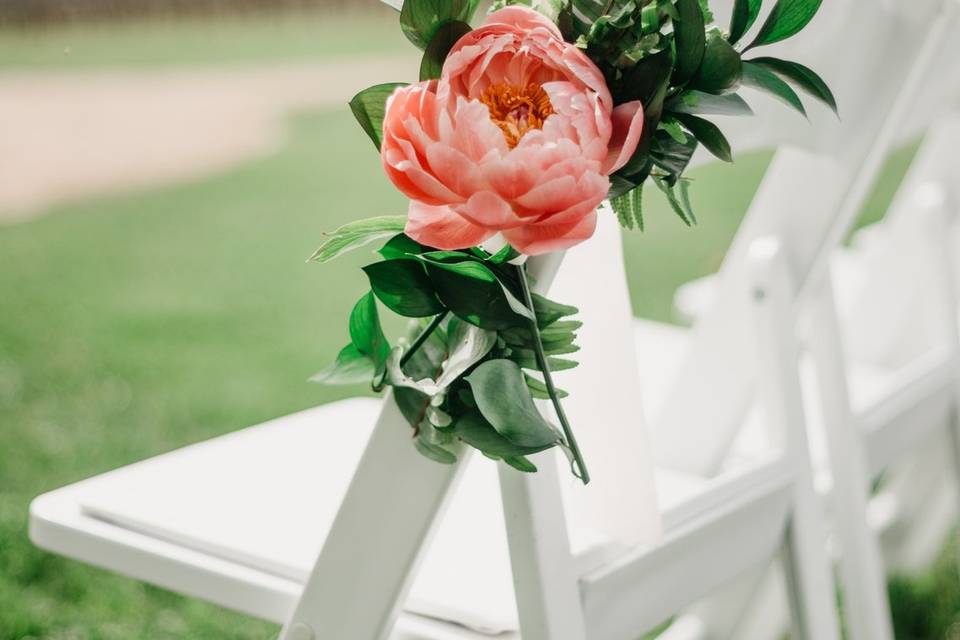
[0,4,955,639]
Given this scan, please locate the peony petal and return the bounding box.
[456,191,523,228]
[603,100,645,174]
[405,200,495,250]
[482,6,562,40]
[503,209,598,255]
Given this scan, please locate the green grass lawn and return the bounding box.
[0,6,408,70]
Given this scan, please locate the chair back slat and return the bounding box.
[652,0,958,475]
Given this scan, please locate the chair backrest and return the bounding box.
[651,0,958,475]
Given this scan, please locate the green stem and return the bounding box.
[400,311,448,368]
[516,265,591,485]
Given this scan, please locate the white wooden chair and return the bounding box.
[635,0,960,637]
[28,2,871,639]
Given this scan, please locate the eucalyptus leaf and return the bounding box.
[729,0,762,45]
[672,0,706,85]
[309,216,407,263]
[747,0,823,49]
[675,113,733,162]
[363,259,446,317]
[420,20,472,80]
[310,343,375,385]
[741,60,807,117]
[349,83,407,151]
[748,56,837,114]
[465,359,561,448]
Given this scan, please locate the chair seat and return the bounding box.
[31,396,717,637]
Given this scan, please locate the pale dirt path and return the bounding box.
[0,55,417,223]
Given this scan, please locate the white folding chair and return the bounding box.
[29,2,853,638]
[634,0,960,637]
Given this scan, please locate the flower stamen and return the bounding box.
[480,82,554,148]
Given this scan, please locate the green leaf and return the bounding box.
[427,265,527,330]
[619,48,674,106]
[414,433,458,464]
[524,373,569,400]
[454,411,554,459]
[729,0,762,45]
[394,386,431,429]
[650,130,698,180]
[741,60,807,117]
[509,353,579,372]
[675,113,732,162]
[363,260,446,317]
[400,0,479,49]
[488,243,520,264]
[747,0,823,49]
[611,184,644,231]
[690,32,741,95]
[349,83,408,151]
[465,359,561,448]
[503,455,538,473]
[420,20,472,80]
[378,233,427,260]
[310,343,375,385]
[653,175,697,225]
[672,0,706,85]
[667,90,753,116]
[413,253,497,282]
[349,292,391,373]
[748,56,837,115]
[309,216,407,263]
[531,293,578,328]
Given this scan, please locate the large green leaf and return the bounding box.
[675,113,732,162]
[427,265,527,330]
[400,0,479,50]
[363,259,446,317]
[729,0,762,45]
[747,0,823,49]
[690,32,741,95]
[348,292,391,373]
[349,83,407,151]
[310,343,375,385]
[454,411,554,459]
[378,233,428,260]
[672,0,706,85]
[748,56,837,114]
[667,90,753,116]
[420,20,472,80]
[741,60,806,117]
[465,359,561,448]
[309,216,407,263]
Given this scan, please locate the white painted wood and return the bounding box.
[806,277,894,640]
[746,238,840,640]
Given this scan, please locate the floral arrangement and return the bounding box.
[311,0,833,483]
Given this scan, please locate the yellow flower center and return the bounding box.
[480,82,554,148]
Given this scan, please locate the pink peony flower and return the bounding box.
[381,6,645,255]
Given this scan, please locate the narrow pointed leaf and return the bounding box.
[349,83,407,151]
[310,216,407,263]
[672,0,706,85]
[748,56,837,114]
[747,0,823,49]
[675,113,733,162]
[668,90,753,116]
[729,0,762,45]
[741,61,806,117]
